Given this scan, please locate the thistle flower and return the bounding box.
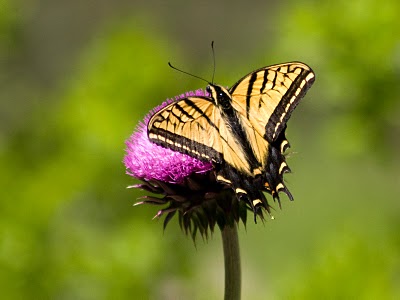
[124,89,268,240]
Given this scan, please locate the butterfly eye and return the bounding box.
[206,86,211,93]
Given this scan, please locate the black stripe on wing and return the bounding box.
[245,72,258,119]
[149,127,223,163]
[264,66,315,142]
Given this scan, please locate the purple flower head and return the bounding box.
[123,89,266,240]
[124,89,213,183]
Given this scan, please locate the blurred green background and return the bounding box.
[1,0,399,299]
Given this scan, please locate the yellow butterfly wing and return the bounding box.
[229,62,315,144]
[147,97,254,176]
[227,62,315,200]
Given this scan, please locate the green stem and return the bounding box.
[221,223,241,300]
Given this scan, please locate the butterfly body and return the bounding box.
[208,84,263,175]
[148,62,315,214]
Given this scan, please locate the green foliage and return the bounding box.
[274,0,400,159]
[0,18,189,299]
[280,223,400,299]
[0,0,21,54]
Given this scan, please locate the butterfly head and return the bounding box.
[206,84,232,109]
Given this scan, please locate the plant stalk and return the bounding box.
[221,223,241,300]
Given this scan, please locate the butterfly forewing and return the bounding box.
[148,96,253,175]
[229,62,315,143]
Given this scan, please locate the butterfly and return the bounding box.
[147,62,315,214]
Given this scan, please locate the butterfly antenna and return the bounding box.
[168,62,209,84]
[211,41,216,84]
